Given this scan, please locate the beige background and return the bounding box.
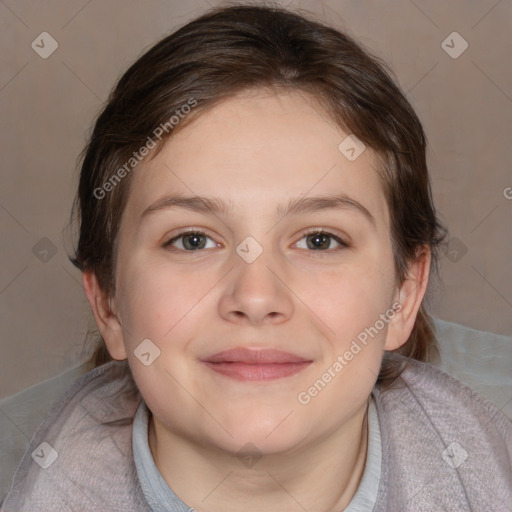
[0,0,511,400]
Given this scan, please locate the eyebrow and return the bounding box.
[139,194,376,227]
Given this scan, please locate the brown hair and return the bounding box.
[69,3,448,386]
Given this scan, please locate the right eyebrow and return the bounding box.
[139,195,231,225]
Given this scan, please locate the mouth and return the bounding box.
[201,347,313,381]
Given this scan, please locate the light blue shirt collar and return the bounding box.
[133,396,381,511]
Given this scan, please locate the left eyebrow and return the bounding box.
[276,195,376,227]
[139,193,376,227]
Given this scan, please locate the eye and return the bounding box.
[163,229,348,252]
[295,230,349,251]
[164,230,219,251]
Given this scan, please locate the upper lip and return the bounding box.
[202,347,312,364]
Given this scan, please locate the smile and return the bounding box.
[201,347,313,381]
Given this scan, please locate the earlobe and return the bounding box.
[385,246,431,352]
[82,271,127,361]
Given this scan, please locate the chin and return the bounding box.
[212,415,310,457]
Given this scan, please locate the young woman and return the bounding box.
[3,4,511,511]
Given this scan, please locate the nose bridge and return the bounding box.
[233,235,281,297]
[219,235,293,324]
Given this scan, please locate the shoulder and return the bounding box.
[1,361,151,512]
[374,354,511,438]
[372,355,512,511]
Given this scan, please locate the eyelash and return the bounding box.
[163,228,349,253]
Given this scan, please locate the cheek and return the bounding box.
[117,261,205,406]
[301,257,395,338]
[116,254,225,355]
[300,267,393,406]
[115,259,188,343]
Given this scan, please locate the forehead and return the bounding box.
[124,89,390,229]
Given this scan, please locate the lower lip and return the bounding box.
[202,361,312,381]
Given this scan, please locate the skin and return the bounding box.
[84,88,430,511]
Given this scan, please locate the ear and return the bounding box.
[82,271,127,361]
[385,245,431,351]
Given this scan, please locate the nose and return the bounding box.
[218,244,294,326]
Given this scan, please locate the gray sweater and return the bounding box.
[2,356,511,511]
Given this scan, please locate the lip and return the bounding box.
[201,347,313,381]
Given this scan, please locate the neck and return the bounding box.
[148,398,370,512]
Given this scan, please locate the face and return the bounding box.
[86,88,426,456]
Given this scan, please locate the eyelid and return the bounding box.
[295,228,350,249]
[163,227,350,252]
[299,227,347,239]
[164,227,220,247]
